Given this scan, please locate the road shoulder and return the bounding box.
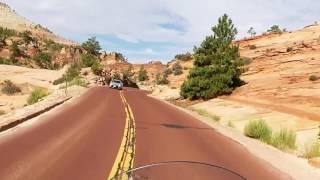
[150,95,320,179]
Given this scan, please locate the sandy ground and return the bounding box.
[149,85,180,100]
[191,98,320,153]
[0,85,87,130]
[0,65,65,89]
[0,65,67,115]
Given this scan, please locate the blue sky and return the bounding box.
[3,0,320,63]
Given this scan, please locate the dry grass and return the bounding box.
[244,120,272,143]
[303,141,320,159]
[192,108,220,122]
[27,89,48,105]
[271,129,296,151]
[227,121,235,128]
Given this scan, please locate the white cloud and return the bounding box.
[3,0,320,61]
[125,48,157,55]
[6,1,319,40]
[143,48,155,54]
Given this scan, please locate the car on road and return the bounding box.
[109,79,123,90]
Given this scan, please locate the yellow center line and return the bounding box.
[107,91,136,180]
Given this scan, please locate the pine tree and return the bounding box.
[10,42,21,64]
[121,65,135,86]
[247,27,256,37]
[82,37,101,56]
[181,14,243,100]
[137,65,149,81]
[267,25,282,33]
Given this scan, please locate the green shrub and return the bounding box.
[121,65,137,87]
[81,54,96,67]
[0,57,10,64]
[303,141,320,159]
[10,42,22,64]
[53,77,65,85]
[172,62,183,76]
[138,65,149,81]
[181,14,243,100]
[249,45,257,50]
[244,120,272,143]
[155,72,169,85]
[0,27,17,37]
[82,37,101,55]
[227,121,235,128]
[266,48,272,53]
[271,129,296,150]
[19,31,34,45]
[27,89,47,105]
[174,69,183,76]
[66,64,81,80]
[115,52,127,62]
[164,68,173,75]
[53,64,81,85]
[91,61,103,75]
[286,47,293,52]
[33,52,52,69]
[1,80,21,95]
[0,27,16,47]
[242,57,252,65]
[309,75,319,81]
[112,71,121,80]
[194,109,220,121]
[0,110,5,116]
[267,25,282,33]
[61,77,88,88]
[44,39,64,51]
[71,77,88,87]
[175,52,193,61]
[247,27,256,37]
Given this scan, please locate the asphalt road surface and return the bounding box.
[0,87,290,180]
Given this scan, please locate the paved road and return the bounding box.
[0,87,290,180]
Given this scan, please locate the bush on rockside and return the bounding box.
[175,52,193,61]
[137,65,149,82]
[309,75,319,81]
[303,141,320,159]
[53,64,81,85]
[27,88,48,105]
[33,52,53,69]
[1,80,21,95]
[271,129,296,151]
[172,62,183,76]
[244,120,272,143]
[155,72,169,85]
[0,109,5,116]
[0,27,17,47]
[249,44,257,50]
[244,120,297,151]
[193,108,220,122]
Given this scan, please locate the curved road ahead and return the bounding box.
[0,87,290,180]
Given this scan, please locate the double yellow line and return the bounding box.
[107,91,136,180]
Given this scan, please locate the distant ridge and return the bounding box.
[0,2,76,45]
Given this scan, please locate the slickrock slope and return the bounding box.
[0,2,74,45]
[235,23,320,117]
